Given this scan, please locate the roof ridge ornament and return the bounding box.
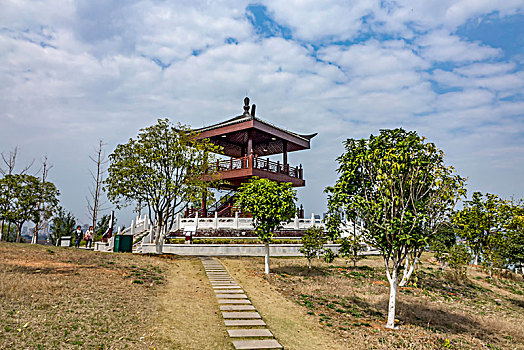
[243,97,250,116]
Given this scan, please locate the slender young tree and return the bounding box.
[236,177,296,274]
[326,129,465,329]
[32,156,55,244]
[105,119,220,253]
[300,226,326,269]
[338,231,365,268]
[87,140,108,236]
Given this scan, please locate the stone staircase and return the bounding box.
[201,257,283,349]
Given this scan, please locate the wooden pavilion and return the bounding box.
[190,97,316,217]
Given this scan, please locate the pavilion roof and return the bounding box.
[194,100,316,158]
[195,114,317,143]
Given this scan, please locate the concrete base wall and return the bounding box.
[141,243,379,257]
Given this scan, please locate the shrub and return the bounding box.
[300,226,326,269]
[324,248,337,263]
[447,244,471,280]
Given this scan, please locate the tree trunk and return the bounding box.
[386,268,399,329]
[0,219,4,241]
[399,255,419,287]
[308,259,311,270]
[264,243,270,274]
[155,225,163,254]
[16,225,22,243]
[473,254,478,265]
[32,229,38,244]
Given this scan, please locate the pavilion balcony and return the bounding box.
[206,155,305,188]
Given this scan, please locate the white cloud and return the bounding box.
[0,0,523,224]
[417,30,501,62]
[454,62,516,77]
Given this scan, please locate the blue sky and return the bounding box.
[1,1,523,226]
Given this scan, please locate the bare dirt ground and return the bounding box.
[222,254,524,350]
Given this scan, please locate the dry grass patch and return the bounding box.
[222,258,348,350]
[149,257,231,349]
[0,242,169,349]
[223,255,524,350]
[0,243,231,350]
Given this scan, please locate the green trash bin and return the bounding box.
[114,235,133,253]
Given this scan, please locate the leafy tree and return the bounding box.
[0,174,59,243]
[105,119,219,253]
[323,248,337,263]
[453,192,510,277]
[323,210,343,242]
[430,223,457,270]
[505,201,524,275]
[236,177,296,274]
[326,128,465,329]
[338,234,365,268]
[50,207,76,246]
[446,244,471,281]
[0,146,34,241]
[0,222,18,242]
[300,226,326,269]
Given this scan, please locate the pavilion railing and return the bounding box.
[212,155,303,179]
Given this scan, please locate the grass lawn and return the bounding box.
[3,243,523,350]
[222,254,524,350]
[0,243,230,349]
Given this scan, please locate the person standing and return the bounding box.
[74,226,83,248]
[85,226,94,249]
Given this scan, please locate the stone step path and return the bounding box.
[201,257,283,350]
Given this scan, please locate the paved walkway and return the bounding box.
[200,257,283,350]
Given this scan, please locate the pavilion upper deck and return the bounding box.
[205,154,304,188]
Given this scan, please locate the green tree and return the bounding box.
[300,226,326,269]
[505,201,524,275]
[50,207,76,246]
[0,146,34,241]
[0,174,59,243]
[326,128,465,329]
[453,192,510,277]
[338,234,365,268]
[105,119,220,253]
[236,177,296,274]
[0,222,18,242]
[323,248,337,263]
[430,223,457,270]
[447,244,472,280]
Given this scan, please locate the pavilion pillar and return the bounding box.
[283,140,288,165]
[247,130,253,168]
[247,130,253,155]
